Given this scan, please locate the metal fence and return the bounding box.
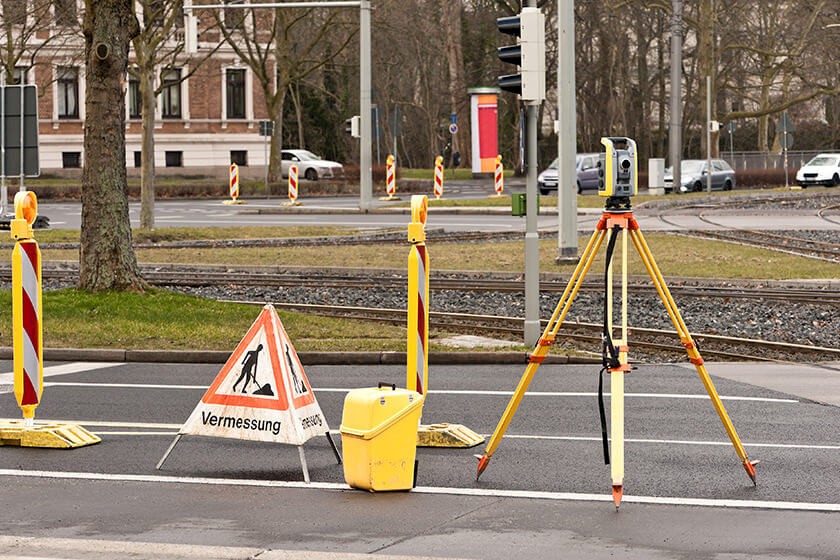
[721,151,823,171]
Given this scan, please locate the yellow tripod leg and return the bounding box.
[609,228,630,508]
[629,228,757,484]
[476,228,607,479]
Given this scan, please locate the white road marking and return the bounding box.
[41,382,798,403]
[0,363,126,393]
[1,468,838,513]
[31,419,837,451]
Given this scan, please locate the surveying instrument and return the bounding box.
[474,137,758,508]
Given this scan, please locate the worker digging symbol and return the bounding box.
[233,343,273,396]
[285,342,308,395]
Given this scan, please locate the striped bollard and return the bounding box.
[223,163,244,205]
[493,155,504,197]
[0,190,100,448]
[407,195,429,396]
[385,155,396,198]
[433,155,444,200]
[284,165,300,206]
[11,192,42,425]
[407,195,484,448]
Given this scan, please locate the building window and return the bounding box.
[226,68,246,119]
[230,150,247,166]
[224,0,245,31]
[57,67,79,119]
[54,0,77,26]
[160,69,181,119]
[128,76,141,119]
[165,151,183,167]
[62,152,81,168]
[3,0,26,25]
[134,151,142,168]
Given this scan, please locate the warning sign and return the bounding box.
[179,305,328,445]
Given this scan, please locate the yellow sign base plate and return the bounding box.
[222,199,246,205]
[0,420,101,448]
[417,423,484,448]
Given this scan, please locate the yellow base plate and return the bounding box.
[0,420,101,448]
[417,423,484,448]
[222,199,246,205]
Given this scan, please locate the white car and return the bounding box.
[281,149,344,181]
[795,153,840,187]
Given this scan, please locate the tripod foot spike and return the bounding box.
[744,459,759,485]
[612,484,623,510]
[475,454,491,481]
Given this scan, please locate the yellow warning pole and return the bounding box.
[380,155,399,200]
[223,163,245,205]
[406,195,429,395]
[11,191,42,424]
[0,192,100,448]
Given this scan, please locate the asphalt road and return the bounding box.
[2,359,840,558]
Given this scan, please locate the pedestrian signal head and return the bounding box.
[598,137,637,209]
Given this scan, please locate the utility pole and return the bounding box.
[556,0,577,263]
[669,0,683,193]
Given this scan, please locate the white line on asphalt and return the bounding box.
[40,382,798,403]
[34,419,838,451]
[0,362,125,385]
[0,363,127,394]
[1,468,839,513]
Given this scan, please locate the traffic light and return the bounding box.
[496,7,545,102]
[345,115,360,138]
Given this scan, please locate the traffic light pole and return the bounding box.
[556,0,577,262]
[524,100,540,347]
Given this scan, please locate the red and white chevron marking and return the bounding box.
[494,161,504,195]
[433,164,443,199]
[16,241,40,407]
[288,165,299,202]
[386,161,396,196]
[229,164,239,199]
[412,244,427,395]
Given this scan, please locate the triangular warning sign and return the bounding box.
[180,304,329,445]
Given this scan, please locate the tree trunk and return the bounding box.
[138,52,157,230]
[80,0,146,292]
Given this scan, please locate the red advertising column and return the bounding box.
[468,87,500,177]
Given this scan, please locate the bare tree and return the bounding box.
[214,5,356,186]
[132,0,221,230]
[79,0,146,291]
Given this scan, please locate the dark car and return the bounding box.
[537,153,600,195]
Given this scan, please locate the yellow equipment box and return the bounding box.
[340,384,424,491]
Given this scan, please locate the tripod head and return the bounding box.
[598,137,637,212]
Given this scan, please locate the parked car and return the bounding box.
[664,159,735,193]
[537,153,600,195]
[795,153,840,187]
[281,149,344,181]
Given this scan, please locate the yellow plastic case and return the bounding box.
[340,385,424,491]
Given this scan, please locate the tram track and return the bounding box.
[240,300,840,364]
[3,262,834,363]
[654,195,840,262]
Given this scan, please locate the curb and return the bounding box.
[0,347,599,366]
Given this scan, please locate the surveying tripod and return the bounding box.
[475,196,759,508]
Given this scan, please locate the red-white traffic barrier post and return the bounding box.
[433,156,444,200]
